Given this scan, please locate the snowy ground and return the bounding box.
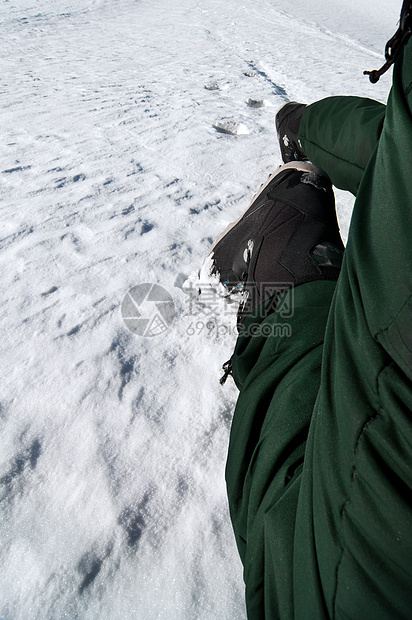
[0,0,399,618]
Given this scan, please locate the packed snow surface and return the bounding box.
[0,0,399,617]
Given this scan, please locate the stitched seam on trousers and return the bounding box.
[299,136,366,173]
[331,364,387,619]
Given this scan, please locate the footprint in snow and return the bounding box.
[2,165,32,174]
[41,285,58,297]
[55,173,86,188]
[213,121,249,136]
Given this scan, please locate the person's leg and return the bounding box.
[225,44,412,620]
[217,161,345,618]
[293,40,412,619]
[196,157,343,619]
[222,99,387,618]
[226,281,336,618]
[299,96,386,196]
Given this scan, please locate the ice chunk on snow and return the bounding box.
[204,81,221,90]
[212,121,249,135]
[246,98,271,108]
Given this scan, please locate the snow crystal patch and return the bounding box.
[301,172,327,192]
[174,273,189,290]
[183,253,221,295]
[183,253,245,311]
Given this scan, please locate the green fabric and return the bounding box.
[227,282,337,618]
[226,41,412,619]
[299,96,386,196]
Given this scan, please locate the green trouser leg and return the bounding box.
[295,40,412,619]
[227,282,337,618]
[226,41,412,619]
[299,96,386,196]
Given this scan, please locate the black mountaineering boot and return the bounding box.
[198,162,345,326]
[275,102,308,163]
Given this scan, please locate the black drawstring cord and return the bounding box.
[220,359,233,385]
[364,27,411,83]
[364,2,412,83]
